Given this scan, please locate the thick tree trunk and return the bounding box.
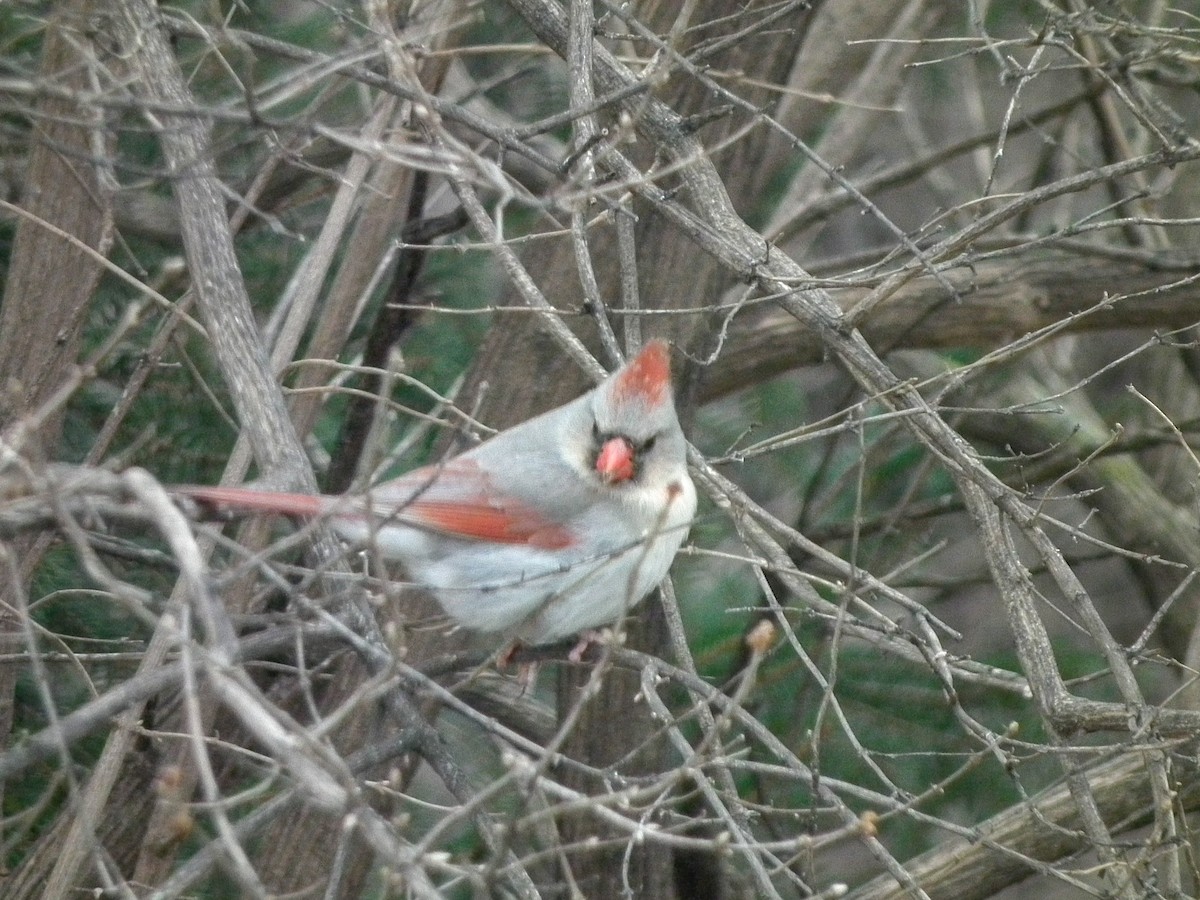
[0,0,114,869]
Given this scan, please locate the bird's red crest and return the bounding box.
[613,340,671,405]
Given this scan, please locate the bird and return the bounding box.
[178,340,696,650]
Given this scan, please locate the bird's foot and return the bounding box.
[497,641,539,693]
[497,641,523,669]
[567,628,614,663]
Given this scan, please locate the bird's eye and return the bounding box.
[591,422,602,441]
[642,435,657,452]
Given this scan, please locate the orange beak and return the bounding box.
[595,436,636,483]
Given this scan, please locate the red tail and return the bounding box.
[176,485,325,518]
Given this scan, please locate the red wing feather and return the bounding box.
[181,468,576,550]
[371,462,575,550]
[405,499,574,549]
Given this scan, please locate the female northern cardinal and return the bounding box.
[179,341,696,647]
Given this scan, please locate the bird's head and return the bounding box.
[588,340,686,488]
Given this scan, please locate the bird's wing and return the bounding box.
[367,460,577,550]
[179,462,578,551]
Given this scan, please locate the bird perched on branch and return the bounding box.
[179,340,696,651]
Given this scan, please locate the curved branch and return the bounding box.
[707,254,1200,398]
[850,748,1200,900]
